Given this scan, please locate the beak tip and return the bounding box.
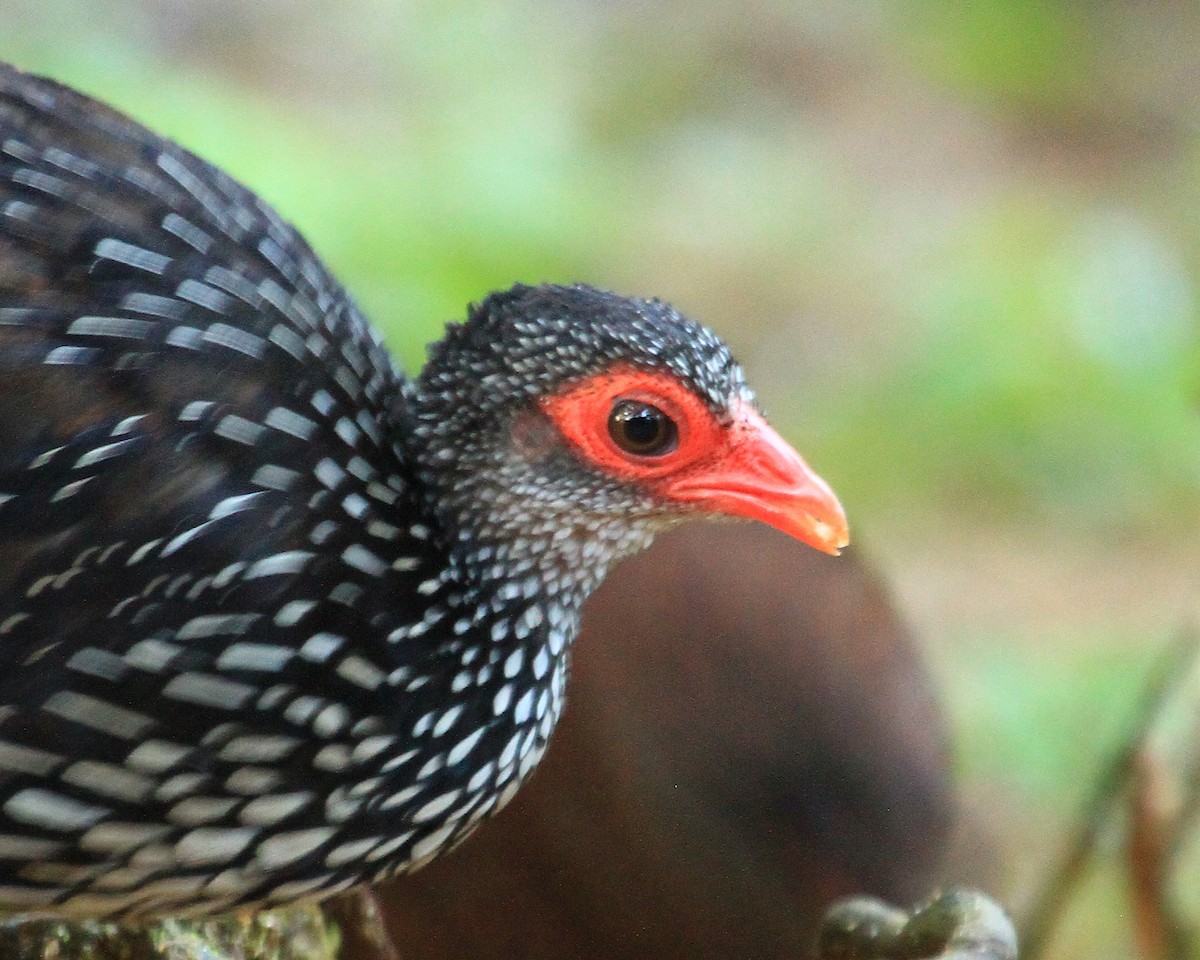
[808,518,850,556]
[823,531,851,557]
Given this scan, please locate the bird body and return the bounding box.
[0,64,846,917]
[383,525,951,960]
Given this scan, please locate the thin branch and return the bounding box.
[322,887,405,960]
[1128,747,1190,960]
[1019,625,1200,960]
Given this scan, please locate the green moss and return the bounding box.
[0,906,339,960]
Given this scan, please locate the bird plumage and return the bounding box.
[0,63,846,918]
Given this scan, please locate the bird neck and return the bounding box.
[431,485,652,609]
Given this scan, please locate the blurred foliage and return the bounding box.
[6,0,1199,538]
[943,629,1152,802]
[3,0,1196,768]
[890,1,1094,108]
[821,197,1200,528]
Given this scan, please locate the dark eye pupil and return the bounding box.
[608,400,677,456]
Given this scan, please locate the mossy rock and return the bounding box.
[0,904,340,960]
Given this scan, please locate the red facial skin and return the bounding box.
[539,365,850,556]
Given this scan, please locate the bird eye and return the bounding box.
[608,399,678,456]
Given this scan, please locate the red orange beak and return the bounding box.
[662,404,849,555]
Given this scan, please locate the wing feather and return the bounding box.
[0,63,413,579]
[0,68,443,911]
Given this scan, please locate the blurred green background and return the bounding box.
[5,2,1200,956]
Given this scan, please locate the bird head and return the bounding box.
[410,284,848,585]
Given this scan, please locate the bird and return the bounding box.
[0,63,847,919]
[381,524,951,960]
